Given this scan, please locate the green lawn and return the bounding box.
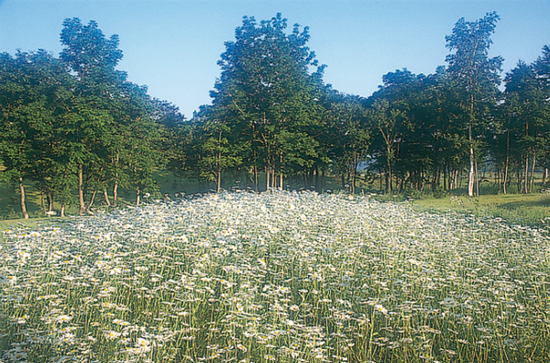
[410,192,550,229]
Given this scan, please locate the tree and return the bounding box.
[503,61,547,193]
[59,18,126,214]
[0,50,71,218]
[209,14,325,191]
[191,105,242,193]
[368,69,425,193]
[445,12,503,196]
[533,46,550,188]
[322,90,370,192]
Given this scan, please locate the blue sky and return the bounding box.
[1,0,548,118]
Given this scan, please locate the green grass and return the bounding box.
[410,192,550,229]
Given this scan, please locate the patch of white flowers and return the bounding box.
[1,190,550,362]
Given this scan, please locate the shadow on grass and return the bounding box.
[498,198,550,210]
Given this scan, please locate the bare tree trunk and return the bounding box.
[523,153,529,194]
[315,166,320,191]
[136,186,141,206]
[19,176,29,219]
[254,165,258,192]
[217,131,222,193]
[113,153,119,207]
[266,167,270,191]
[40,191,46,214]
[279,153,284,190]
[529,149,536,193]
[113,180,118,207]
[78,164,86,216]
[48,194,53,213]
[543,168,548,188]
[103,189,111,206]
[475,161,480,196]
[60,202,65,218]
[468,145,475,197]
[352,152,358,194]
[468,93,476,197]
[387,144,393,193]
[87,188,97,214]
[503,130,510,194]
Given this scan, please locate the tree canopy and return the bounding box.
[1,13,550,219]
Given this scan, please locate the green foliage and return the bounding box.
[1,13,550,221]
[208,13,326,190]
[0,18,174,218]
[445,12,503,196]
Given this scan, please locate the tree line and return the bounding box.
[1,13,549,219]
[0,18,183,218]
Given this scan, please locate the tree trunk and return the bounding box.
[113,152,119,207]
[387,144,393,193]
[19,176,29,219]
[103,189,111,206]
[468,145,475,197]
[503,129,510,194]
[217,169,222,193]
[60,202,65,218]
[516,169,522,194]
[314,166,320,191]
[78,164,86,216]
[48,194,53,213]
[217,131,222,193]
[443,167,447,191]
[523,153,529,194]
[468,93,475,197]
[87,188,97,214]
[529,149,536,193]
[41,191,46,214]
[254,165,258,192]
[352,152,358,194]
[136,186,141,206]
[475,161,480,196]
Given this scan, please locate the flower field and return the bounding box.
[1,190,550,363]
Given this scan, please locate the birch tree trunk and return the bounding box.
[19,176,29,219]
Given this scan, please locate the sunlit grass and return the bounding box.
[412,192,550,229]
[1,190,550,362]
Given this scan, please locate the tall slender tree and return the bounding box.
[445,12,503,196]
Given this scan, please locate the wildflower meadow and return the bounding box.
[1,190,550,363]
